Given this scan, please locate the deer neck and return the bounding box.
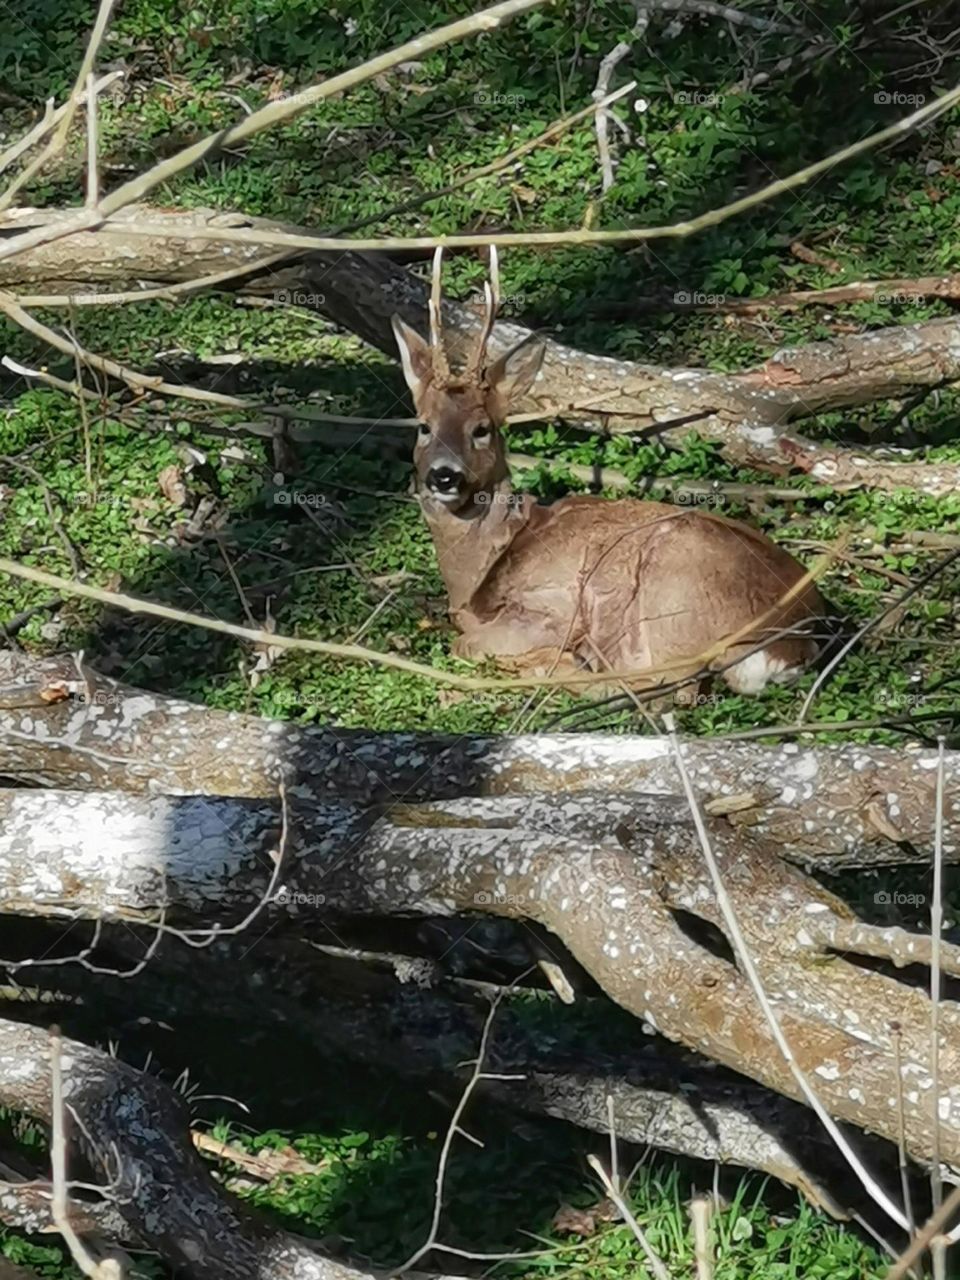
[421,477,528,612]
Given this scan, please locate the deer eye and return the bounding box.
[472,425,492,444]
[418,423,432,438]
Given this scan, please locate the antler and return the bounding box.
[428,246,452,385]
[465,245,500,381]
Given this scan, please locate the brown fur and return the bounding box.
[392,308,825,696]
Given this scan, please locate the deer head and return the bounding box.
[392,247,544,515]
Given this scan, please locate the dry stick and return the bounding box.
[14,249,297,309]
[891,1026,918,1245]
[593,42,634,192]
[1,355,100,402]
[49,1029,123,1279]
[930,738,947,1279]
[3,337,416,429]
[690,1197,715,1280]
[395,993,504,1274]
[98,84,960,255]
[797,548,960,723]
[329,80,637,240]
[84,73,98,209]
[97,0,547,223]
[505,451,809,502]
[586,1155,672,1280]
[888,1185,960,1280]
[0,536,839,693]
[606,1094,620,1192]
[617,274,960,315]
[0,73,122,183]
[0,289,299,410]
[648,0,806,33]
[9,84,638,309]
[0,0,548,268]
[0,310,711,439]
[663,713,910,1231]
[708,708,960,743]
[0,0,118,213]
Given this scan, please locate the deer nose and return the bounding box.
[426,465,465,494]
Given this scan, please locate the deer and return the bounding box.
[391,249,826,698]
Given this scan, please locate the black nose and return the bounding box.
[426,466,465,494]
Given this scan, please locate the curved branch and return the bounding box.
[0,1018,461,1280]
[0,649,955,864]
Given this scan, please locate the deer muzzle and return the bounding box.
[425,464,467,502]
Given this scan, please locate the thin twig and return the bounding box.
[664,714,910,1231]
[395,992,506,1273]
[0,543,840,693]
[890,1025,918,1246]
[84,73,99,208]
[797,549,960,722]
[930,737,947,1279]
[0,0,118,213]
[85,82,960,257]
[93,0,547,222]
[50,1028,123,1278]
[690,1196,715,1280]
[586,1155,672,1280]
[888,1185,960,1278]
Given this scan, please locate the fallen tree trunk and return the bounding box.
[0,649,954,865]
[0,1018,461,1280]
[1,206,959,493]
[2,785,958,1175]
[2,932,855,1215]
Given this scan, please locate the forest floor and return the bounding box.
[3,0,960,1275]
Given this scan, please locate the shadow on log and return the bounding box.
[1,649,958,1215]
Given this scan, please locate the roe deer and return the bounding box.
[392,249,825,696]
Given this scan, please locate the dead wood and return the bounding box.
[1,781,957,1176]
[0,648,954,865]
[1,206,959,494]
[2,928,853,1215]
[0,1017,463,1280]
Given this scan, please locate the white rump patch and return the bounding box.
[724,650,796,694]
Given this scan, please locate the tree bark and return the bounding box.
[1,649,954,865]
[0,1018,465,1280]
[2,932,855,1217]
[2,784,958,1174]
[2,206,959,493]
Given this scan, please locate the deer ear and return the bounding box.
[486,335,545,408]
[391,315,434,406]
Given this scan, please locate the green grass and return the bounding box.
[2,1,960,1275]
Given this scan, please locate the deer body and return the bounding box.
[393,251,825,696]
